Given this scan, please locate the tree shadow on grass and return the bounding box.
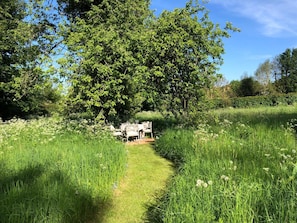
[144,190,169,223]
[0,163,112,223]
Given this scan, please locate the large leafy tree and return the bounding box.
[254,59,275,95]
[59,0,237,121]
[273,48,297,93]
[0,0,61,120]
[237,76,261,97]
[0,0,25,118]
[143,1,238,114]
[228,80,241,98]
[60,0,151,122]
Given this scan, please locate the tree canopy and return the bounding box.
[59,0,151,122]
[250,48,297,95]
[0,0,61,120]
[273,48,297,93]
[1,0,238,121]
[144,3,237,114]
[58,0,238,122]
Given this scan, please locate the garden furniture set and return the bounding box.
[110,121,153,141]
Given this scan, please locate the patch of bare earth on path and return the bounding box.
[126,138,155,145]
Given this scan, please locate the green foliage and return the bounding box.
[236,76,261,97]
[254,59,275,94]
[60,0,151,122]
[252,48,297,95]
[145,1,238,114]
[57,0,103,20]
[155,129,195,167]
[226,80,241,97]
[0,0,62,120]
[59,0,238,122]
[273,48,297,93]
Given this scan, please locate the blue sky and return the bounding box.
[150,0,297,81]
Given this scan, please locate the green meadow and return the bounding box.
[1,105,296,222]
[0,118,126,223]
[149,105,297,222]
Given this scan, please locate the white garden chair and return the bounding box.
[110,125,123,137]
[142,121,153,138]
[125,124,139,141]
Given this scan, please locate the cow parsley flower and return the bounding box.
[221,175,230,181]
[196,179,204,187]
[196,179,213,188]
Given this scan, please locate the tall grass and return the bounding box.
[0,117,127,223]
[151,105,297,222]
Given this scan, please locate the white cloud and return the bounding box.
[210,0,297,37]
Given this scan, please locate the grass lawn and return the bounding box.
[99,142,174,223]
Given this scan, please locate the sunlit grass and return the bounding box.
[0,117,127,223]
[210,104,297,126]
[101,143,174,222]
[152,105,297,222]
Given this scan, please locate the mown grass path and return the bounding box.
[100,141,174,222]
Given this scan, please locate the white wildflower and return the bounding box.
[196,179,204,187]
[221,175,230,181]
[196,179,212,188]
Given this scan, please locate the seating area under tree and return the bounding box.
[110,121,153,142]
